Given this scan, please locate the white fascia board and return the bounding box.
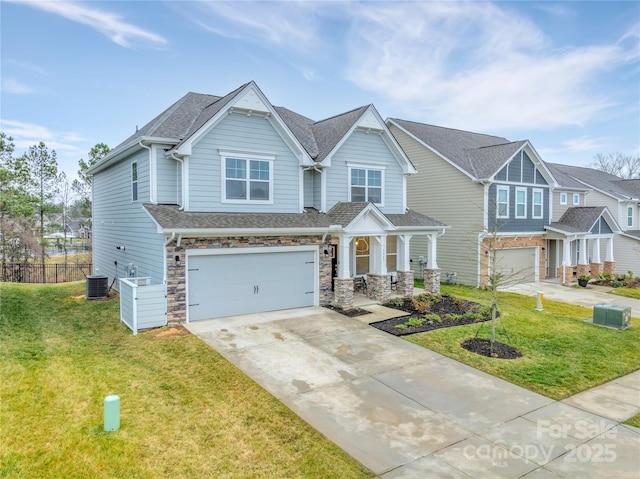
[87,136,179,175]
[571,177,625,201]
[386,119,476,180]
[600,207,623,233]
[347,203,396,230]
[524,142,559,187]
[620,232,640,241]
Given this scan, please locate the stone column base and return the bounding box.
[424,268,441,294]
[603,261,616,275]
[576,264,590,279]
[396,270,414,297]
[590,263,603,276]
[333,278,354,309]
[366,273,391,304]
[559,266,575,285]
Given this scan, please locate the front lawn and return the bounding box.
[0,282,373,479]
[404,284,640,400]
[609,287,640,300]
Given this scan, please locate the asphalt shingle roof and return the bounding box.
[144,203,446,231]
[389,118,517,179]
[548,207,607,234]
[546,163,587,189]
[548,164,639,200]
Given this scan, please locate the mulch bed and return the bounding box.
[461,338,522,359]
[370,294,492,336]
[324,304,371,317]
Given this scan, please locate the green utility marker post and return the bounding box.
[104,395,120,432]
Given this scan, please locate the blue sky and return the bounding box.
[1,1,639,180]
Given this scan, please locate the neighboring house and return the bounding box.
[387,119,557,287]
[547,164,639,277]
[87,82,446,326]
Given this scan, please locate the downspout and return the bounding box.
[138,140,153,202]
[162,232,176,285]
[169,151,186,210]
[302,163,325,212]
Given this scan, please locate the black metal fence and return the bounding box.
[0,263,92,283]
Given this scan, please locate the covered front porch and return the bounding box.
[329,203,445,309]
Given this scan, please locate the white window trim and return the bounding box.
[496,186,509,219]
[560,192,567,205]
[515,187,527,219]
[532,188,544,219]
[628,206,634,228]
[131,161,138,202]
[573,193,580,205]
[220,151,275,205]
[347,165,385,206]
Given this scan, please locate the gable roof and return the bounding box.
[547,206,618,234]
[546,163,588,190]
[388,118,547,181]
[548,164,639,200]
[90,82,410,174]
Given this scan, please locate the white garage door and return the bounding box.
[495,247,537,284]
[187,249,316,321]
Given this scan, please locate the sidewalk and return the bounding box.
[502,282,640,318]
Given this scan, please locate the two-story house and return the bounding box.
[88,82,446,327]
[547,164,639,278]
[387,119,558,287]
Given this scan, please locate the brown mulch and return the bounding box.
[461,338,522,359]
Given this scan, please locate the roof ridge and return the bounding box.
[391,118,509,141]
[314,104,370,125]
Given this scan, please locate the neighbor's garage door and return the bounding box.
[187,249,316,321]
[495,247,537,284]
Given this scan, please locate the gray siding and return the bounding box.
[303,169,313,208]
[188,112,301,213]
[389,124,484,285]
[615,235,640,275]
[552,191,586,220]
[156,145,179,204]
[488,183,550,232]
[92,148,166,289]
[325,130,405,214]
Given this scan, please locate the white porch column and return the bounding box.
[562,239,572,266]
[426,234,438,269]
[578,239,589,265]
[397,234,412,271]
[605,237,614,261]
[337,237,352,278]
[369,235,387,275]
[592,239,601,263]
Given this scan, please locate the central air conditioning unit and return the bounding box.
[86,274,109,299]
[592,304,631,330]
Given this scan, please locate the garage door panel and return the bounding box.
[188,250,316,321]
[495,248,537,284]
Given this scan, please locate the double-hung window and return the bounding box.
[497,186,509,218]
[573,193,580,205]
[222,154,273,203]
[131,161,138,202]
[560,192,567,205]
[532,189,543,219]
[515,187,527,218]
[628,206,634,228]
[350,167,382,204]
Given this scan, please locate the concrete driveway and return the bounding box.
[186,306,640,478]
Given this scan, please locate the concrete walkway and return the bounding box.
[502,281,640,318]
[186,305,640,479]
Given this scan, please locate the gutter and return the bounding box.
[168,151,186,210]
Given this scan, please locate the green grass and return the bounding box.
[405,284,640,401]
[609,287,640,300]
[0,282,373,479]
[624,413,640,428]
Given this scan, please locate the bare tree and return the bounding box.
[57,171,76,265]
[590,152,640,179]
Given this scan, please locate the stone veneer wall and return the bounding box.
[396,270,414,297]
[367,273,391,304]
[479,236,546,286]
[590,263,603,275]
[423,268,441,293]
[166,235,332,326]
[333,278,354,309]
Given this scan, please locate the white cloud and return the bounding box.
[344,2,637,132]
[0,119,84,154]
[8,0,167,48]
[1,78,33,95]
[541,136,610,156]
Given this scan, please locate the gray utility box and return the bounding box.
[592,304,631,330]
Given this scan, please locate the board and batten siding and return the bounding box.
[92,148,166,289]
[324,130,405,214]
[487,184,550,232]
[187,112,301,213]
[389,124,484,286]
